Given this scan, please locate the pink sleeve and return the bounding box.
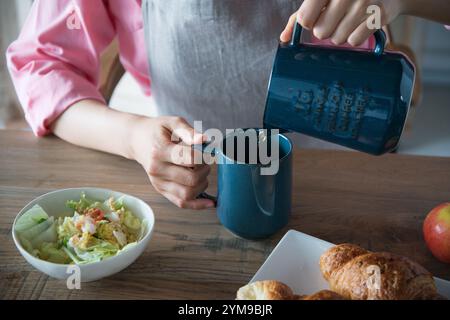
[6,0,116,136]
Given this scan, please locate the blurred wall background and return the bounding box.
[393,16,450,85]
[0,0,32,128]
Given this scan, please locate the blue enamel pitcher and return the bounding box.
[263,23,416,155]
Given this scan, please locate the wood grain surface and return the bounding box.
[0,130,449,300]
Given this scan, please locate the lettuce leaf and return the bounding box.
[19,235,39,257]
[112,196,125,211]
[19,216,54,241]
[39,242,71,264]
[57,215,79,244]
[123,210,141,231]
[68,238,119,264]
[15,205,49,232]
[66,192,94,213]
[63,246,83,264]
[138,219,148,241]
[31,221,57,248]
[117,242,137,254]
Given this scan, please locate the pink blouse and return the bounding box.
[7,0,149,136]
[8,0,376,136]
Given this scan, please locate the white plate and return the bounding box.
[251,229,450,299]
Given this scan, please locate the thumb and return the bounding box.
[165,117,205,145]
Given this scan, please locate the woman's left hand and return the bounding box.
[280,0,405,46]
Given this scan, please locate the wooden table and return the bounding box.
[0,130,449,299]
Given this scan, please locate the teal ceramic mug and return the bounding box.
[194,129,293,240]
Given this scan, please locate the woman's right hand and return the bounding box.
[131,116,215,210]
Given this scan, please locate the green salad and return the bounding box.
[15,193,146,264]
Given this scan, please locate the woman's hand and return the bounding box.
[281,0,405,46]
[53,100,214,210]
[131,116,214,210]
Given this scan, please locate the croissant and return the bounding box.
[320,244,444,300]
[236,280,293,300]
[294,290,345,300]
[237,281,345,300]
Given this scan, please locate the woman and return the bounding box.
[7,0,450,209]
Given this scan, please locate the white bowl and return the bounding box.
[12,188,155,282]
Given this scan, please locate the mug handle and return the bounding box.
[290,22,386,57]
[197,192,217,205]
[191,142,218,206]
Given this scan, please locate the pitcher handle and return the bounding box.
[290,22,386,57]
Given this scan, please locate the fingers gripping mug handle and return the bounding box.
[197,192,217,205]
[192,142,218,206]
[290,22,386,56]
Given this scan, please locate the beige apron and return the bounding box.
[142,0,344,149]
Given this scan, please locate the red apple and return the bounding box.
[423,203,450,264]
